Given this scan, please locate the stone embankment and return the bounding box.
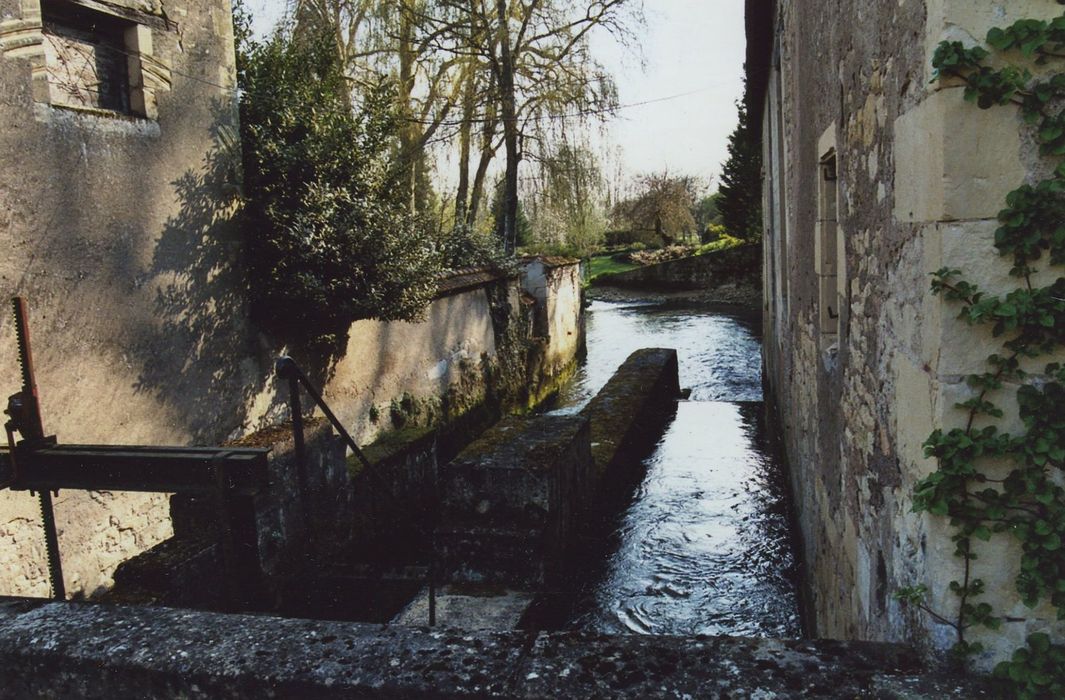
[0,598,995,698]
[592,244,761,307]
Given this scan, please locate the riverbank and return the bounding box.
[587,283,761,309]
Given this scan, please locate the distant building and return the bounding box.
[748,0,1065,664]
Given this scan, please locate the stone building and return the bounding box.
[0,0,247,599]
[749,0,1065,664]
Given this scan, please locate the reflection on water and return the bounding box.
[558,299,802,638]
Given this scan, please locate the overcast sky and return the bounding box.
[243,1,746,191]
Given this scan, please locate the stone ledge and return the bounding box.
[0,599,995,698]
[581,347,680,495]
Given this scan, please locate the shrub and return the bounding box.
[237,20,439,342]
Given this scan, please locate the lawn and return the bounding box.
[585,254,640,283]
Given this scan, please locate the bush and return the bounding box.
[438,225,509,271]
[696,234,745,255]
[237,21,439,342]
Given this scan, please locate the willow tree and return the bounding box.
[476,0,638,253]
[292,0,467,212]
[525,139,606,253]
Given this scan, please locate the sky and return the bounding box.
[243,0,747,192]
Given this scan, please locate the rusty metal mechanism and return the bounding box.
[1,297,270,607]
[4,297,62,599]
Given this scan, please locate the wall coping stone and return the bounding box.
[0,598,995,698]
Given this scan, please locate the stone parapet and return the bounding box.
[0,599,996,698]
[592,244,761,298]
[581,347,680,496]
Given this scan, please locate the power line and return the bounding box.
[400,84,722,127]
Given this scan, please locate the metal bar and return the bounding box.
[284,370,313,538]
[289,362,374,472]
[274,356,442,620]
[37,489,64,600]
[211,451,244,611]
[0,446,269,494]
[10,298,45,443]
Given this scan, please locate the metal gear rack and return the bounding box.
[1,297,270,607]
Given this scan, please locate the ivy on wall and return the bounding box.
[895,12,1065,699]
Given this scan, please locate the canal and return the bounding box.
[552,299,803,638]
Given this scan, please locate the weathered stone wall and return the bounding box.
[520,257,584,390]
[0,599,996,698]
[593,244,762,305]
[0,0,247,600]
[756,0,1065,665]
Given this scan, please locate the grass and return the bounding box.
[585,254,640,282]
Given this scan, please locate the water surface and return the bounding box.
[556,299,802,638]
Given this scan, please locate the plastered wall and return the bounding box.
[759,0,1065,665]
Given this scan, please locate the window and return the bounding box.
[37,0,157,118]
[42,0,130,112]
[816,142,841,337]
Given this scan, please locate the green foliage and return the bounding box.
[585,254,639,283]
[995,634,1065,700]
[899,14,1065,692]
[236,14,439,341]
[696,233,745,255]
[490,179,532,249]
[717,85,763,242]
[436,224,508,272]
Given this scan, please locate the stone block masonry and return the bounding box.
[0,598,996,698]
[751,0,1065,666]
[436,415,592,587]
[581,347,680,498]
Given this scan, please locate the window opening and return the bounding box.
[42,0,133,114]
[817,148,840,336]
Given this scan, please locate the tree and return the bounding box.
[291,0,466,214]
[441,0,640,252]
[717,86,763,241]
[524,139,607,253]
[237,17,439,341]
[693,192,723,242]
[612,172,702,246]
[489,178,532,248]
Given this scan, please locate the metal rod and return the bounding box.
[211,451,241,611]
[274,356,442,622]
[38,490,64,600]
[285,371,314,537]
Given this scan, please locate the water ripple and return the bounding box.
[559,301,802,639]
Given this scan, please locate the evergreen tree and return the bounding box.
[717,84,763,241]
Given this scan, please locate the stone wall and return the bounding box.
[520,257,584,395]
[0,599,996,698]
[754,0,1065,666]
[593,244,761,304]
[0,0,246,600]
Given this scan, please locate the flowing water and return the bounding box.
[554,299,803,638]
